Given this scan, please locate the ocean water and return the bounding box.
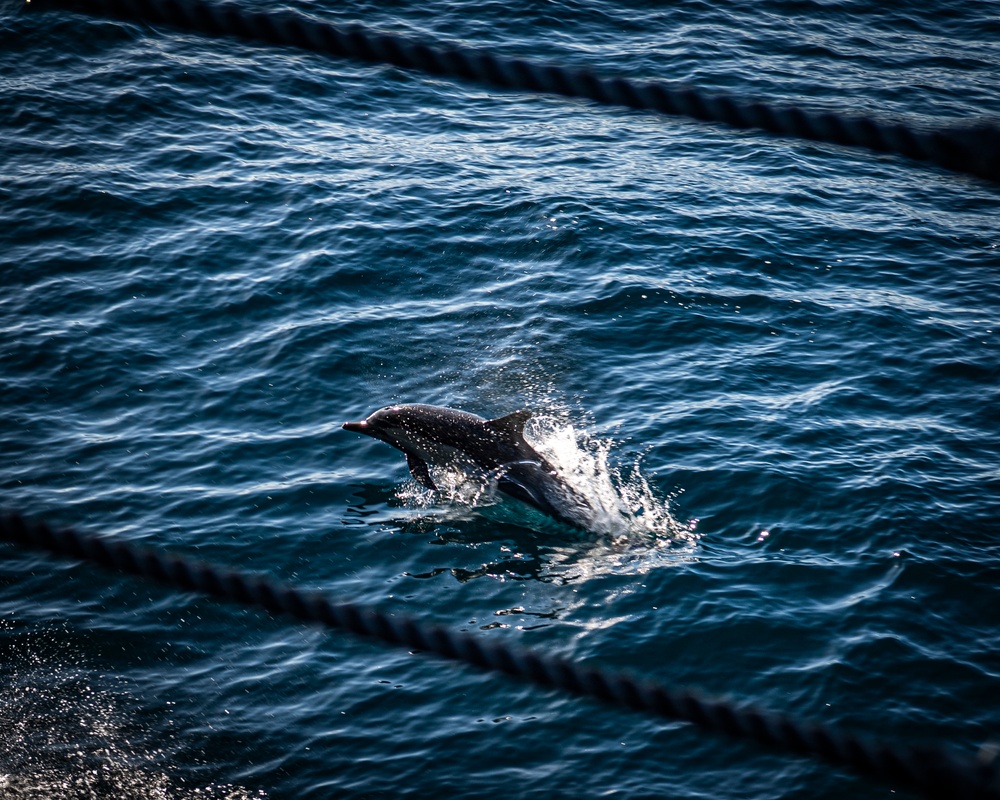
[1,0,999,797]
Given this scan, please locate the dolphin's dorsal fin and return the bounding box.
[485,410,532,442]
[406,452,437,491]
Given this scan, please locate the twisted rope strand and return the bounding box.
[2,511,998,799]
[27,0,1000,184]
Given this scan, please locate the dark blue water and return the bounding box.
[2,0,999,797]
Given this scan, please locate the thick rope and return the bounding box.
[1,511,998,799]
[26,0,1000,185]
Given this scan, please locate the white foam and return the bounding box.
[523,415,689,542]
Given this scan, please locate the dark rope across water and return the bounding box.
[27,0,1000,185]
[2,510,999,799]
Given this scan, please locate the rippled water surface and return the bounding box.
[1,0,999,797]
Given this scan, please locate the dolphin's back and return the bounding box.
[390,404,542,468]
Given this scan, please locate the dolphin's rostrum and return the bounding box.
[342,403,592,529]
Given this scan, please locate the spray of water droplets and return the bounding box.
[397,412,697,546]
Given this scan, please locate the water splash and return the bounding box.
[397,411,696,545]
[0,622,266,800]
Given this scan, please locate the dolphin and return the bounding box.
[342,403,593,530]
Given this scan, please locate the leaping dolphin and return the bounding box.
[342,403,593,530]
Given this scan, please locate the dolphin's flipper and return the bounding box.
[406,452,437,491]
[493,460,558,513]
[495,473,544,509]
[485,410,532,442]
[493,459,589,531]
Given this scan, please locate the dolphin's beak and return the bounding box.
[342,420,369,435]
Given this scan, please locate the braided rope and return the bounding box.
[27,0,1000,185]
[2,511,998,799]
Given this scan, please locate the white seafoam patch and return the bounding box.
[0,621,266,800]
